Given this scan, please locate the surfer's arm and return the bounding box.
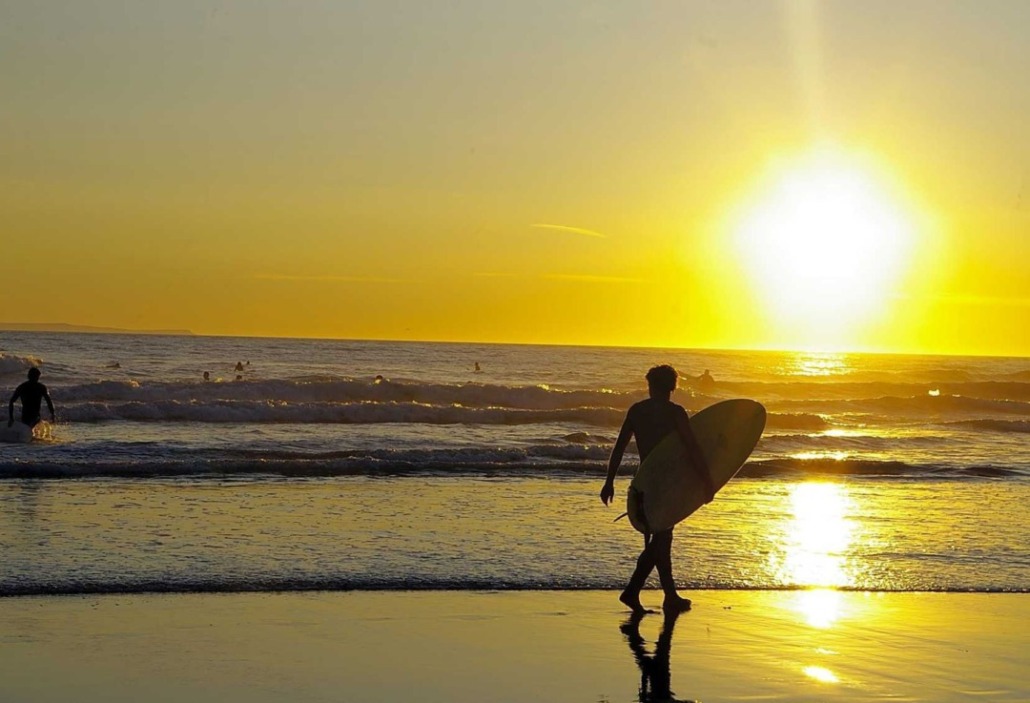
[676,412,715,504]
[601,416,634,505]
[43,388,55,420]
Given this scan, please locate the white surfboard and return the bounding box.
[626,399,766,534]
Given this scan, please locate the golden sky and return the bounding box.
[3,1,1028,355]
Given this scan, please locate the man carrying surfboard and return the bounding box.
[601,365,714,615]
[7,367,55,429]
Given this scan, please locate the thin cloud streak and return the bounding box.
[542,273,643,284]
[255,273,408,284]
[473,272,642,284]
[531,223,607,239]
[935,294,1030,308]
[893,292,1030,308]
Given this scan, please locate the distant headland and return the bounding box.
[0,323,193,336]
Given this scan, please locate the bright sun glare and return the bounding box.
[734,148,917,344]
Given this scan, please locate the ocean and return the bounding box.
[1,332,1027,595]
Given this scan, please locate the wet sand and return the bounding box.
[1,590,1025,702]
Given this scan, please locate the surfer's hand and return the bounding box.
[600,480,615,506]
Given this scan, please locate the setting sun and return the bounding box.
[732,148,919,345]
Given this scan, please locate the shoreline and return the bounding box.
[3,585,1029,598]
[2,590,1026,702]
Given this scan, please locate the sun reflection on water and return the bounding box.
[783,351,853,377]
[772,482,857,590]
[793,588,844,629]
[790,451,850,462]
[803,665,839,684]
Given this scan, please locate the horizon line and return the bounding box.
[1,325,1025,360]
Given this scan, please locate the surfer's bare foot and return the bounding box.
[619,591,650,615]
[662,595,692,613]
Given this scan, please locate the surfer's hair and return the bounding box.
[27,367,41,380]
[646,365,677,393]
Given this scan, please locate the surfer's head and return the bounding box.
[27,367,41,381]
[646,365,677,396]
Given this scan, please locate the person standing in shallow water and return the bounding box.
[601,365,714,615]
[8,367,55,429]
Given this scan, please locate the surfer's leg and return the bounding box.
[620,544,658,614]
[653,529,691,612]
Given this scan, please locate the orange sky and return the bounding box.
[3,2,1028,355]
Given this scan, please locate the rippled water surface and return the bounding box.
[2,476,1026,594]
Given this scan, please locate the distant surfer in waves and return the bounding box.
[7,367,55,429]
[601,365,713,615]
[697,369,715,392]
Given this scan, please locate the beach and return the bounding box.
[2,591,1026,702]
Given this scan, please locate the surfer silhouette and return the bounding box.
[697,369,714,392]
[621,610,695,703]
[601,365,713,615]
[8,367,55,428]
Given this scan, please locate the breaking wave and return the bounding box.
[59,400,626,426]
[0,353,43,376]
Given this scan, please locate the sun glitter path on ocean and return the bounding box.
[771,482,857,590]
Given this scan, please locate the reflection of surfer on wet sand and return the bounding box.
[621,610,696,703]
